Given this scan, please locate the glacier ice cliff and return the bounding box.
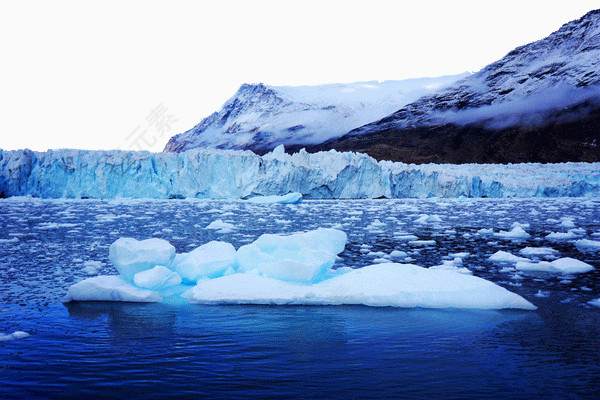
[0,146,599,199]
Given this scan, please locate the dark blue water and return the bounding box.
[1,198,599,399]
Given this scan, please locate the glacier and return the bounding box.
[1,146,599,199]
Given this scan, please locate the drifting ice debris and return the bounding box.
[575,239,600,250]
[0,331,30,342]
[516,257,594,274]
[519,247,559,256]
[489,251,530,263]
[494,227,530,239]
[246,193,303,204]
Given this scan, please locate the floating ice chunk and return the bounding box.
[489,251,530,263]
[173,241,237,282]
[36,222,78,230]
[133,265,182,290]
[246,193,302,204]
[477,228,494,235]
[494,227,530,239]
[560,217,576,228]
[236,228,347,283]
[0,331,30,342]
[81,260,105,275]
[389,250,407,259]
[519,247,558,256]
[414,214,442,224]
[186,263,535,310]
[368,219,386,227]
[575,239,600,250]
[395,234,419,241]
[0,237,19,243]
[429,259,472,275]
[511,222,530,229]
[366,219,386,231]
[546,231,577,240]
[408,240,436,246]
[205,219,236,233]
[108,238,175,282]
[534,290,550,298]
[63,275,161,302]
[516,257,594,274]
[449,252,470,258]
[548,258,594,273]
[588,298,600,308]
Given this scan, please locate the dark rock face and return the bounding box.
[303,101,600,163]
[307,9,600,163]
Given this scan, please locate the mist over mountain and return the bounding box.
[163,75,469,154]
[309,9,600,163]
[166,9,600,163]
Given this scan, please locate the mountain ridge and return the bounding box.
[163,74,470,153]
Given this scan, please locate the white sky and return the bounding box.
[1,0,598,152]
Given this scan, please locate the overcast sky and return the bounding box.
[1,0,598,152]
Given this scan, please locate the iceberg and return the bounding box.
[588,298,600,308]
[515,257,594,273]
[0,331,30,342]
[173,241,237,282]
[246,192,303,204]
[185,263,536,310]
[133,266,182,290]
[575,239,600,250]
[1,148,599,199]
[108,238,175,281]
[235,228,347,283]
[519,247,558,256]
[494,227,530,239]
[63,275,162,302]
[205,220,236,233]
[489,251,530,263]
[62,228,535,310]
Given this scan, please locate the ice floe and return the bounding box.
[575,239,600,250]
[246,193,302,204]
[489,251,530,263]
[185,263,535,310]
[0,331,30,342]
[205,219,236,233]
[494,227,530,239]
[63,275,162,302]
[588,298,600,308]
[516,257,594,274]
[519,247,559,257]
[546,231,578,240]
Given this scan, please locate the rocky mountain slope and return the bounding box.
[309,9,600,163]
[163,74,469,153]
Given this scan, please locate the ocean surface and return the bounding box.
[1,198,599,399]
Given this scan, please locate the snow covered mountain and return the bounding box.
[1,147,599,199]
[310,9,600,163]
[164,74,469,153]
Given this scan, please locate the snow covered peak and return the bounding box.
[350,9,600,133]
[163,74,470,153]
